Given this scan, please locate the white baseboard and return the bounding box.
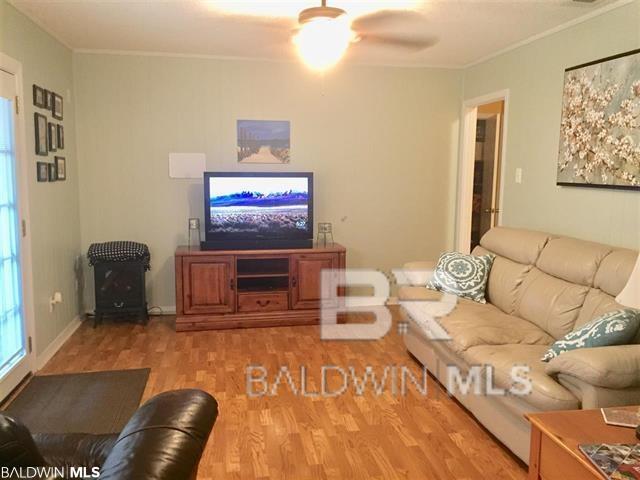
[153,305,176,315]
[83,306,177,316]
[36,315,82,370]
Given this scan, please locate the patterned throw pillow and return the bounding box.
[541,309,640,362]
[426,252,495,304]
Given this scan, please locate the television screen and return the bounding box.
[206,174,312,238]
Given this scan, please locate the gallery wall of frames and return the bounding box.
[32,84,66,183]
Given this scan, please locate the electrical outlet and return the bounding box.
[49,292,63,312]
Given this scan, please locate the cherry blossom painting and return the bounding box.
[557,49,640,190]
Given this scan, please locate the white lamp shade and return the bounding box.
[616,253,640,310]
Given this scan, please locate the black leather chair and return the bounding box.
[0,389,218,479]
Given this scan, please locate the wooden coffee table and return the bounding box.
[526,407,639,480]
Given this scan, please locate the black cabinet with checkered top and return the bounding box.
[88,242,150,326]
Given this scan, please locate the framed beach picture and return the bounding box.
[237,119,290,164]
[34,113,48,156]
[55,156,66,180]
[557,48,640,190]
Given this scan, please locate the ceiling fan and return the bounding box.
[290,0,436,71]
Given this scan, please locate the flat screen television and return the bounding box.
[202,172,314,250]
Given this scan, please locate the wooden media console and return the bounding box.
[175,244,346,331]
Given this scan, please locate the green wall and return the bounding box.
[463,0,640,249]
[1,0,81,356]
[73,54,462,309]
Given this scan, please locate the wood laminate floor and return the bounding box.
[41,307,528,480]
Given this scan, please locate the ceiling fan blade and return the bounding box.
[357,34,438,51]
[351,10,425,32]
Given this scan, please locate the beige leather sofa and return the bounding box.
[400,227,640,463]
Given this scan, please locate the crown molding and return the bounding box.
[463,0,635,69]
[72,48,463,70]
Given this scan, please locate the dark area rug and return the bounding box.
[3,368,149,434]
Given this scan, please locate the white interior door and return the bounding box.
[0,67,32,400]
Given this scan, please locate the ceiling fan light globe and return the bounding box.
[293,15,354,71]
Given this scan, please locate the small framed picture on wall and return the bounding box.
[55,156,66,180]
[44,90,53,110]
[48,122,57,152]
[48,163,57,182]
[36,162,49,182]
[34,113,48,156]
[52,93,63,120]
[57,124,64,150]
[33,85,45,108]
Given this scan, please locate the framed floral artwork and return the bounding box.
[557,48,640,191]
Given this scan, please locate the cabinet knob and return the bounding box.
[113,301,124,308]
[257,299,271,307]
[292,277,297,287]
[230,278,235,290]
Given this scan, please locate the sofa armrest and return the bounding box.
[99,389,218,480]
[545,345,640,389]
[555,375,640,409]
[0,414,48,468]
[33,433,117,470]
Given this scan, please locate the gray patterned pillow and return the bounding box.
[541,309,640,362]
[426,252,495,303]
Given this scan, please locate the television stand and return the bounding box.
[174,243,346,331]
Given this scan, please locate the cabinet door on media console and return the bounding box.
[291,253,340,310]
[182,256,235,314]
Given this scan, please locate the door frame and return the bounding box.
[0,52,37,399]
[455,89,510,253]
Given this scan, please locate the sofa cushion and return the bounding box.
[427,252,495,303]
[474,246,532,315]
[541,309,640,362]
[536,237,612,286]
[480,227,551,265]
[575,289,626,330]
[462,344,580,411]
[515,267,589,339]
[436,302,554,354]
[594,249,638,297]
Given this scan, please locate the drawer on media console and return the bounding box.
[238,292,289,313]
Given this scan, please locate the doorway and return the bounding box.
[0,54,34,401]
[456,92,508,253]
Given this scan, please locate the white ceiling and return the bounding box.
[9,0,623,68]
